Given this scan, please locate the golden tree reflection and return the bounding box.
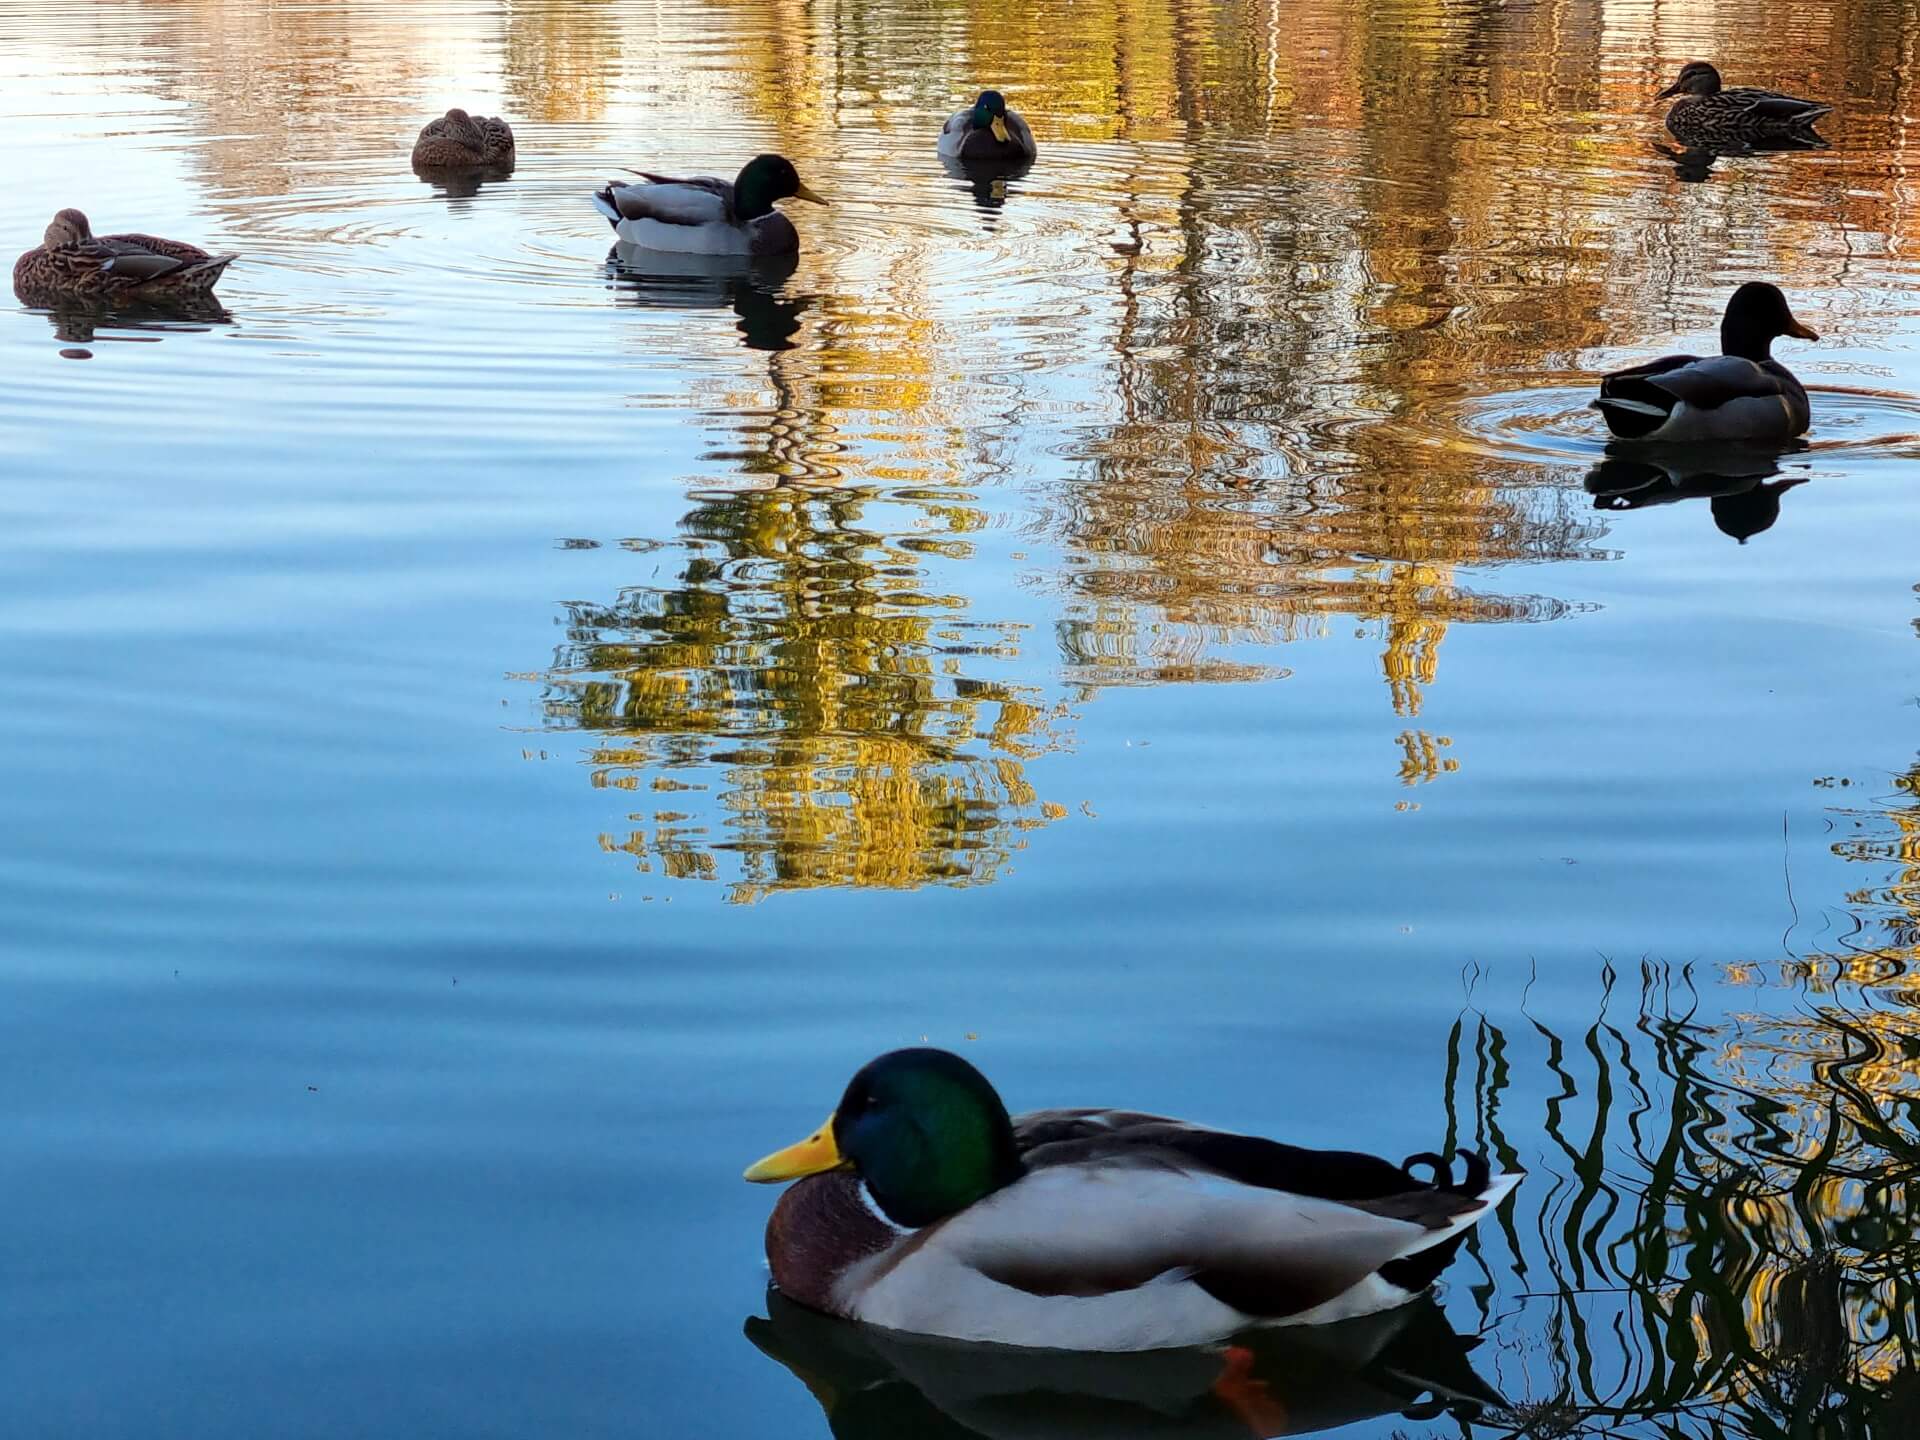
[542,484,1066,902]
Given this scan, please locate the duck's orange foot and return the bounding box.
[1210,1344,1291,1437]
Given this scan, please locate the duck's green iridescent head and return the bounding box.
[744,1048,1022,1228]
[731,153,828,221]
[971,90,1012,144]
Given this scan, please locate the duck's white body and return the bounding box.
[826,1162,1520,1351]
[591,174,800,257]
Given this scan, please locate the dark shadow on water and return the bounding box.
[941,154,1033,225]
[1585,446,1811,543]
[1652,133,1829,184]
[605,244,804,352]
[747,1289,1498,1439]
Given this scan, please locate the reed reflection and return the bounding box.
[1442,958,1920,1438]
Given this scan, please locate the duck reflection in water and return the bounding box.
[941,154,1034,224]
[605,245,805,352]
[411,160,515,201]
[747,1289,1499,1440]
[1651,132,1827,184]
[31,294,231,347]
[1586,446,1809,543]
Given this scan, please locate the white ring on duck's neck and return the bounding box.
[857,1180,914,1235]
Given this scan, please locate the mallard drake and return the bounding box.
[1657,63,1831,146]
[13,209,236,303]
[937,91,1038,163]
[411,108,515,169]
[591,155,825,257]
[744,1048,1522,1352]
[1593,282,1819,443]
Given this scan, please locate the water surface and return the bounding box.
[3,1,1919,1436]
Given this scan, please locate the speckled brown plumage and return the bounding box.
[1658,62,1832,146]
[13,209,236,302]
[411,108,516,169]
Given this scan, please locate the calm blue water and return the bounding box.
[4,1,1919,1435]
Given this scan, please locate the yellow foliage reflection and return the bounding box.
[543,484,1066,901]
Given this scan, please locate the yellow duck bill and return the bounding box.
[744,1113,845,1181]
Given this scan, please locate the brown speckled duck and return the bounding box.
[411,108,516,169]
[13,209,237,303]
[1658,63,1832,146]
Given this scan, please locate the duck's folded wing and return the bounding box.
[1605,354,1784,408]
[1006,111,1038,153]
[1723,88,1831,120]
[944,1163,1466,1319]
[99,234,215,267]
[1016,1108,1438,1203]
[601,178,734,226]
[79,239,192,282]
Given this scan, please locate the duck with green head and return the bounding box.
[591,154,827,257]
[938,90,1038,164]
[745,1048,1521,1352]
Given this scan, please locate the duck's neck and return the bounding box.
[733,177,776,222]
[1722,323,1774,363]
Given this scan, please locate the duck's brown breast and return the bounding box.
[765,1172,902,1315]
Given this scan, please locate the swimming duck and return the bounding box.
[938,91,1038,164]
[1657,63,1831,146]
[591,154,826,257]
[411,108,515,169]
[1593,282,1818,443]
[13,209,236,302]
[744,1048,1522,1352]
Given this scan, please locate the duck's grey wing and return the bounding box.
[936,111,973,156]
[99,233,216,267]
[598,178,734,226]
[1600,351,1706,388]
[1621,354,1786,407]
[78,238,193,282]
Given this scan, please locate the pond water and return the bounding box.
[4,0,1919,1435]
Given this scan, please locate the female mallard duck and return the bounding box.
[1593,282,1819,443]
[13,209,236,302]
[411,108,515,169]
[744,1048,1521,1352]
[937,90,1038,163]
[1657,62,1831,146]
[591,154,826,257]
